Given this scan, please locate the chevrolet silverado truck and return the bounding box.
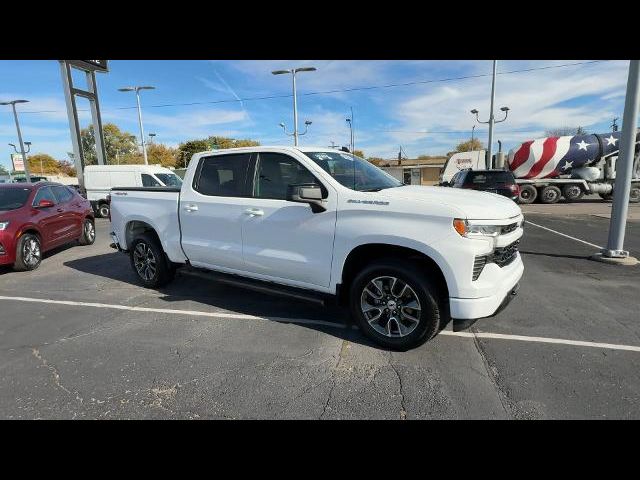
[109,146,524,350]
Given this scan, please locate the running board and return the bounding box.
[179,267,328,306]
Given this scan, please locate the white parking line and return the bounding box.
[2,294,640,353]
[525,220,603,249]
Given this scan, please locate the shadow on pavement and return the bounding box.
[520,250,591,260]
[63,252,383,349]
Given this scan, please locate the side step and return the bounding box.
[179,267,328,306]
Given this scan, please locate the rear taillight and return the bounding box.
[509,184,520,194]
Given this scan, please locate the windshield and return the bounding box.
[0,188,31,211]
[303,151,403,191]
[154,173,183,187]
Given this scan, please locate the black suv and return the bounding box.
[446,169,520,202]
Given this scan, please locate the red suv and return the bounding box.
[0,182,95,271]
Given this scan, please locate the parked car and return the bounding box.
[445,169,520,202]
[0,182,95,271]
[84,164,183,218]
[109,147,524,350]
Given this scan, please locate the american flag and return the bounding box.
[507,132,623,179]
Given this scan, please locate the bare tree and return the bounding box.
[544,126,588,137]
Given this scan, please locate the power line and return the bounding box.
[7,60,608,115]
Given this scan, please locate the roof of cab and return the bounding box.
[195,145,348,156]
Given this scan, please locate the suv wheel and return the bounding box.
[78,218,96,245]
[350,259,442,350]
[14,233,42,271]
[130,233,175,288]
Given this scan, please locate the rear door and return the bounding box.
[51,185,82,240]
[179,153,254,271]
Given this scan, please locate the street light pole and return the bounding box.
[1,99,32,182]
[471,125,476,143]
[272,67,316,146]
[487,60,498,169]
[118,86,155,165]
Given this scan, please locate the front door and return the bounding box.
[32,186,68,249]
[179,152,253,272]
[241,152,337,289]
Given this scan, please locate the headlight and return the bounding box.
[453,219,500,237]
[0,222,9,231]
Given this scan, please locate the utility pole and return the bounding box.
[593,60,640,265]
[1,99,32,182]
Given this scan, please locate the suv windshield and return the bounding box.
[303,151,403,191]
[0,187,31,211]
[465,171,515,186]
[154,173,183,187]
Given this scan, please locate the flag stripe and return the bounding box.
[522,137,559,179]
[509,140,533,171]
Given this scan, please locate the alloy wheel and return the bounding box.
[23,238,41,268]
[133,242,157,281]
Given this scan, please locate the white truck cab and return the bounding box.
[109,146,524,350]
[84,164,183,218]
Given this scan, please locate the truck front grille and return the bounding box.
[493,240,520,267]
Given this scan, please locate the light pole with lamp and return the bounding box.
[149,133,156,144]
[279,120,312,142]
[118,86,155,165]
[346,107,354,153]
[471,106,509,169]
[272,67,316,146]
[1,99,32,182]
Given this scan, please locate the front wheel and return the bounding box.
[129,233,175,288]
[13,233,42,271]
[98,203,110,218]
[350,259,443,351]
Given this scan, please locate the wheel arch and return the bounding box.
[124,219,161,251]
[337,243,450,306]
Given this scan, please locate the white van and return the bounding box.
[84,164,182,218]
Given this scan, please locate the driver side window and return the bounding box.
[254,153,320,200]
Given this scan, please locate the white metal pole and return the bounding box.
[487,60,497,169]
[292,71,299,146]
[136,89,148,164]
[350,107,354,153]
[603,60,640,258]
[11,103,31,182]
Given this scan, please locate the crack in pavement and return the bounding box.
[388,352,407,420]
[319,339,349,419]
[471,330,513,419]
[31,348,84,404]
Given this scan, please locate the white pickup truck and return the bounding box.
[109,146,524,350]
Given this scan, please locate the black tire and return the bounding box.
[630,186,640,203]
[78,218,96,245]
[518,184,537,204]
[540,185,561,204]
[13,233,42,272]
[599,192,613,201]
[98,203,110,218]
[350,259,443,351]
[562,184,584,202]
[129,232,175,288]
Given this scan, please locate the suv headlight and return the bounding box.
[453,219,500,237]
[0,222,9,231]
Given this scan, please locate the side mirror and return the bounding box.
[287,184,326,213]
[37,199,55,208]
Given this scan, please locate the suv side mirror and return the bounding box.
[287,184,327,213]
[36,199,55,208]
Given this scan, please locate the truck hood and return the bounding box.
[377,185,522,220]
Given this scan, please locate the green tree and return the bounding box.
[81,123,138,165]
[207,136,260,149]
[455,138,484,153]
[28,154,61,175]
[177,139,211,168]
[0,164,9,175]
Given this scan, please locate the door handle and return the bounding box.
[244,208,264,217]
[184,204,198,212]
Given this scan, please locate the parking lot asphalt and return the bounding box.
[0,208,639,419]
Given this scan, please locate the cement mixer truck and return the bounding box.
[440,131,640,204]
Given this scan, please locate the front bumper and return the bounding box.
[0,231,16,266]
[449,252,523,323]
[452,283,520,331]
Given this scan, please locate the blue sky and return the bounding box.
[0,59,633,171]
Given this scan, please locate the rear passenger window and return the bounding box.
[32,187,57,206]
[141,174,161,187]
[52,186,73,203]
[193,154,251,197]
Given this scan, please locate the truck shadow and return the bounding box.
[63,252,385,349]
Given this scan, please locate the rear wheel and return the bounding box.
[599,192,614,201]
[129,232,175,288]
[562,184,584,202]
[98,203,110,218]
[78,218,95,245]
[350,259,442,351]
[13,233,42,271]
[518,184,537,204]
[540,185,561,204]
[630,186,640,203]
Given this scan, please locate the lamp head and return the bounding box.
[500,106,510,112]
[470,109,478,114]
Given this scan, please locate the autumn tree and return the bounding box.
[208,136,260,149]
[455,138,484,153]
[147,144,179,168]
[57,160,76,177]
[27,154,61,175]
[177,139,211,168]
[353,149,365,158]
